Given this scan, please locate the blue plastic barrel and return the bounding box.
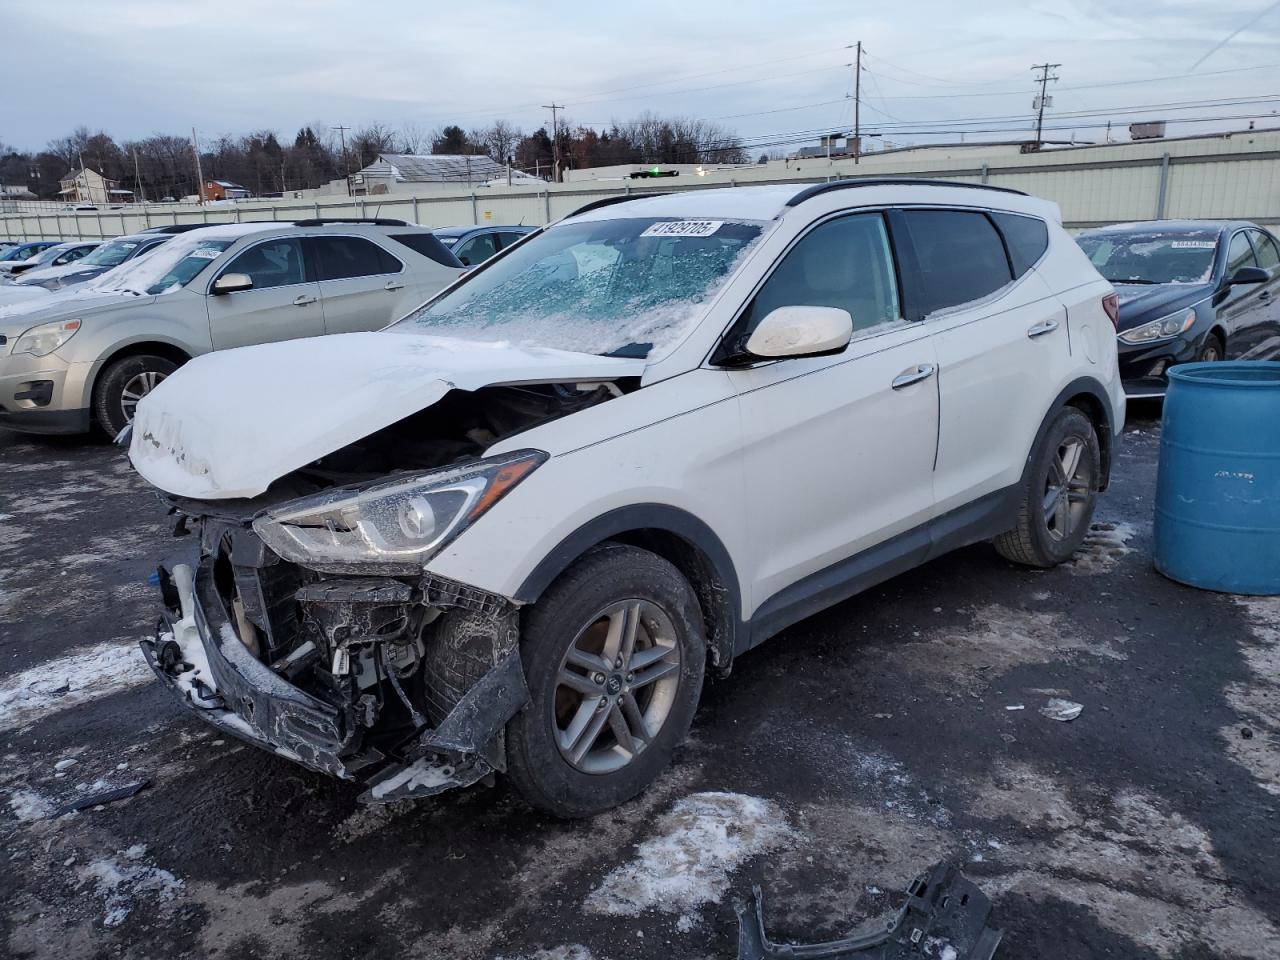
[1154,361,1280,595]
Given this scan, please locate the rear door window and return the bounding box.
[900,210,1013,318]
[310,236,401,280]
[991,212,1049,277]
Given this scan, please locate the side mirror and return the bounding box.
[1228,266,1269,287]
[745,305,853,359]
[212,272,253,295]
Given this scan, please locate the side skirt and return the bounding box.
[740,484,1020,653]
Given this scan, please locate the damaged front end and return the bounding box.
[140,379,627,802]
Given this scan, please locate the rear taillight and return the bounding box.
[1102,293,1119,329]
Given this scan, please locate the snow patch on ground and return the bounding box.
[0,639,152,732]
[8,788,55,821]
[585,792,793,917]
[1224,597,1280,796]
[80,853,183,927]
[1068,521,1137,575]
[496,947,595,960]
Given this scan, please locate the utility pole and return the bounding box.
[1031,62,1060,149]
[191,128,205,205]
[542,103,563,183]
[78,151,88,203]
[133,147,145,203]
[335,124,351,195]
[853,41,862,164]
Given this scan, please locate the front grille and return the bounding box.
[211,531,314,661]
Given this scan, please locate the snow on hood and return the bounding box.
[0,284,52,309]
[0,286,148,330]
[129,332,646,500]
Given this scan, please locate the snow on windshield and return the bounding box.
[391,218,766,358]
[92,226,271,297]
[1077,231,1218,285]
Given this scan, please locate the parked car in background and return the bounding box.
[128,181,1124,816]
[11,233,170,291]
[0,240,64,269]
[0,240,99,277]
[1076,219,1280,397]
[0,218,464,436]
[431,224,535,266]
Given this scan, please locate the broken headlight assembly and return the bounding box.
[1117,308,1195,345]
[12,318,81,357]
[252,449,547,574]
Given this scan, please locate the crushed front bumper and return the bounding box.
[141,559,530,802]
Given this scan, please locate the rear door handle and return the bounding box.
[891,364,936,390]
[384,281,405,291]
[1027,319,1060,338]
[293,294,317,306]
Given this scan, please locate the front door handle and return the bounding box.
[384,281,405,291]
[891,364,936,390]
[293,294,317,306]
[1027,318,1060,338]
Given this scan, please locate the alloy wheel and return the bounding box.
[1041,437,1093,542]
[552,599,682,775]
[119,370,167,423]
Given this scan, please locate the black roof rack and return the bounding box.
[292,217,410,227]
[786,177,1026,207]
[564,192,671,220]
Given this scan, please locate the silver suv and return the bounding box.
[0,218,464,436]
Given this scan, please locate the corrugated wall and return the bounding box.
[5,131,1280,240]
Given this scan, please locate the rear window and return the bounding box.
[388,232,464,267]
[902,210,1013,318]
[992,212,1048,277]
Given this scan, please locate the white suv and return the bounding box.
[130,180,1124,817]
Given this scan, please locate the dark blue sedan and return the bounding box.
[1077,220,1280,398]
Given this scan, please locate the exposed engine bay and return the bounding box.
[142,380,627,801]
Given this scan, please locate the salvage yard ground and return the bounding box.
[2,406,1278,960]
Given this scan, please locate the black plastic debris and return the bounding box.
[736,862,1002,960]
[58,779,150,815]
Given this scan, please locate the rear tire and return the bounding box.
[505,543,706,818]
[93,355,178,438]
[994,406,1101,568]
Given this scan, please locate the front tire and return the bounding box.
[994,406,1101,568]
[93,355,178,438]
[505,543,707,818]
[1197,333,1225,363]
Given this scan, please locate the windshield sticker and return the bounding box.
[188,248,221,259]
[641,220,723,238]
[1171,241,1216,249]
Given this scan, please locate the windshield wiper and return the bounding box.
[1103,277,1159,285]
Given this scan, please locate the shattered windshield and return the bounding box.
[1077,230,1219,285]
[390,217,766,358]
[94,235,235,296]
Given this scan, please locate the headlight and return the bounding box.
[252,449,547,573]
[1117,309,1195,345]
[12,319,81,357]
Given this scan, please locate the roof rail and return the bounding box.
[564,192,671,220]
[292,217,410,227]
[785,177,1026,207]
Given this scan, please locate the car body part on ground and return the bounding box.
[57,779,151,816]
[0,220,464,436]
[1076,219,1280,398]
[736,861,1003,960]
[126,181,1125,814]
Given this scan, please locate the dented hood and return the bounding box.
[129,331,645,500]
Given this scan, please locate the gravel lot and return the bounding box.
[2,404,1278,960]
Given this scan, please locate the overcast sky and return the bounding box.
[6,0,1280,154]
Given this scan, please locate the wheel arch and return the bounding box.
[1036,376,1116,491]
[514,505,743,675]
